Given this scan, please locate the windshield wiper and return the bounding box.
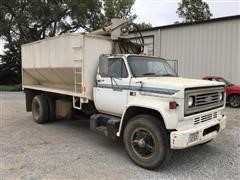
[141,73,157,76]
[160,74,176,77]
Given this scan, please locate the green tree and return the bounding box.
[0,0,137,84]
[103,0,136,22]
[135,22,152,30]
[0,47,21,84]
[176,0,212,23]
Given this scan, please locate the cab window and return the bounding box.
[103,58,128,78]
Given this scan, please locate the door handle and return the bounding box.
[97,79,104,82]
[130,91,136,96]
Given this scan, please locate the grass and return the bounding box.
[0,84,22,91]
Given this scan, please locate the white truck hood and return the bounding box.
[135,77,225,96]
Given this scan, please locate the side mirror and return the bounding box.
[99,55,108,77]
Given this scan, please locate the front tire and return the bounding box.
[123,115,172,169]
[228,94,240,108]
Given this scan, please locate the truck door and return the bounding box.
[94,58,129,116]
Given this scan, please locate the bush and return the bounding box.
[0,85,22,91]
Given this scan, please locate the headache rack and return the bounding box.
[184,86,225,116]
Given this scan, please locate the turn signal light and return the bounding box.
[169,101,178,109]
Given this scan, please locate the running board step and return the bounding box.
[90,114,120,140]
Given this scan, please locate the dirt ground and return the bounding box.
[0,92,240,180]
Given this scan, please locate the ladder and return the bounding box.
[73,67,82,110]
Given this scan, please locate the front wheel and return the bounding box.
[123,115,172,170]
[228,94,240,108]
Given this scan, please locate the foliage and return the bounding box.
[0,47,21,84]
[176,0,212,22]
[135,22,152,30]
[0,84,21,91]
[0,0,138,84]
[103,0,136,22]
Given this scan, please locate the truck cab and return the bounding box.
[92,54,227,169]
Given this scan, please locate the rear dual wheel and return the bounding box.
[44,95,56,121]
[32,95,56,123]
[123,115,172,170]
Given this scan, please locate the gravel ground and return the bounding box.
[0,92,240,180]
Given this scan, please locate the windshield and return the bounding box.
[127,56,177,77]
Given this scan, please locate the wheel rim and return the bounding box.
[131,128,156,159]
[230,96,240,107]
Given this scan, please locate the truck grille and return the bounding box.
[194,112,218,125]
[185,86,225,116]
[195,92,221,107]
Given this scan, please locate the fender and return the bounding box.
[116,96,184,137]
[228,92,240,98]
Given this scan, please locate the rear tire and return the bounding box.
[123,115,172,170]
[32,95,49,123]
[228,94,240,108]
[44,95,56,121]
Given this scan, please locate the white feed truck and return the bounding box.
[22,19,227,169]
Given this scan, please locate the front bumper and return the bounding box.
[170,115,227,149]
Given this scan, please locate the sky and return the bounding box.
[0,0,239,54]
[132,0,240,26]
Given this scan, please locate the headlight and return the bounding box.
[188,96,194,107]
[219,92,223,101]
